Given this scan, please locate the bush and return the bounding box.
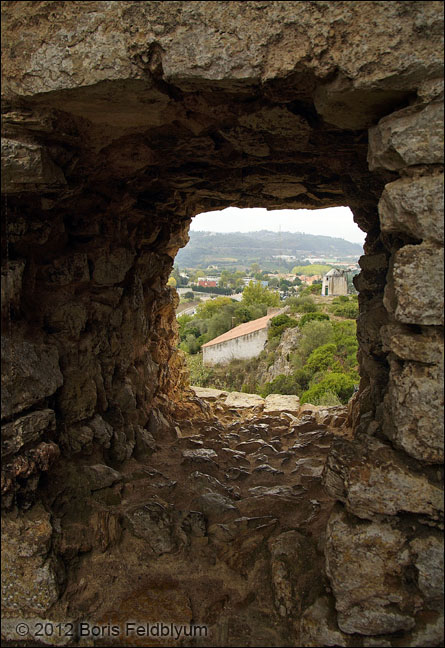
[303,389,342,406]
[268,314,298,341]
[304,343,340,375]
[330,301,359,319]
[183,291,195,300]
[260,374,300,397]
[301,372,356,405]
[185,353,214,386]
[288,296,319,313]
[291,321,335,370]
[298,312,330,328]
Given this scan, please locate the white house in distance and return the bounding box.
[202,309,282,366]
[321,268,348,296]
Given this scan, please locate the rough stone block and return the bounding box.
[1,504,59,616]
[384,243,444,325]
[82,464,122,491]
[268,530,319,618]
[264,394,300,415]
[383,358,444,463]
[404,613,444,648]
[92,248,135,285]
[1,336,63,420]
[45,301,88,337]
[56,370,97,426]
[368,102,444,170]
[379,174,444,244]
[323,436,443,520]
[133,424,157,459]
[125,500,175,554]
[89,414,113,448]
[300,596,349,647]
[1,409,56,458]
[381,323,444,364]
[41,253,89,285]
[325,507,415,635]
[191,386,228,401]
[1,259,25,318]
[1,137,66,193]
[410,534,444,605]
[224,392,264,409]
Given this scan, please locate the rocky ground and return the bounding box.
[3,391,353,647]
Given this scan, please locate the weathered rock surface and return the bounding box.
[264,394,300,416]
[2,504,60,617]
[383,357,444,463]
[325,507,416,635]
[224,391,265,410]
[323,435,443,520]
[1,336,63,420]
[1,1,444,646]
[385,243,444,325]
[0,397,348,646]
[368,102,444,171]
[1,409,56,458]
[379,174,444,244]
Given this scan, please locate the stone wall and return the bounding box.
[1,2,443,646]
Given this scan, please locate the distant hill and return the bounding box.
[176,230,362,268]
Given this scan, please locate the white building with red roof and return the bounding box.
[202,308,283,366]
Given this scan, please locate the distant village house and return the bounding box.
[321,268,348,296]
[202,308,282,366]
[197,276,219,288]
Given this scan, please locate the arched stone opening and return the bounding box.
[1,3,443,646]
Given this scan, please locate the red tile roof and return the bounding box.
[202,313,277,348]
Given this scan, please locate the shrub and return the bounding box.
[304,343,340,375]
[298,312,330,328]
[268,314,298,341]
[301,372,356,405]
[303,389,342,406]
[260,374,300,397]
[291,321,335,370]
[330,301,359,319]
[288,296,319,313]
[185,353,214,386]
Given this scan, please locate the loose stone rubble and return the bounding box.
[1,2,444,646]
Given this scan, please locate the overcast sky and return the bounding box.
[191,206,365,245]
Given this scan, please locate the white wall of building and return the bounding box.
[321,274,348,296]
[203,328,268,366]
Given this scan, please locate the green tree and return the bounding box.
[242,281,280,307]
[196,296,234,319]
[234,305,253,324]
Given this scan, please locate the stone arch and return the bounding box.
[1,2,443,645]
